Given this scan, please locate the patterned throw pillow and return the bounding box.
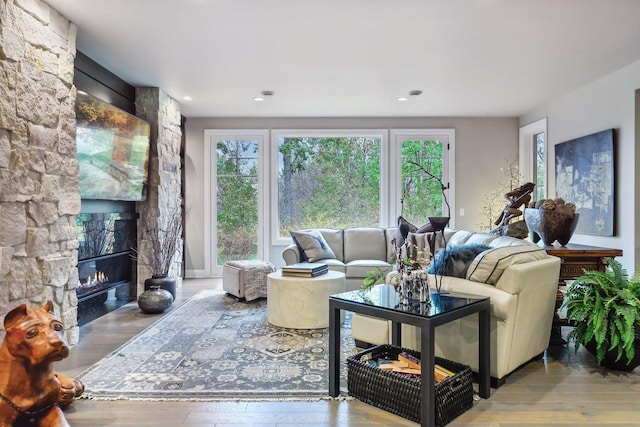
[406,232,432,261]
[290,230,337,262]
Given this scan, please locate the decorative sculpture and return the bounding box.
[494,182,536,227]
[0,301,84,427]
[524,198,580,246]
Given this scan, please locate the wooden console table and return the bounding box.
[542,243,623,345]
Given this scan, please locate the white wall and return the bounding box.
[183,117,518,276]
[520,60,640,271]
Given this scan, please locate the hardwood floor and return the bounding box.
[57,278,640,426]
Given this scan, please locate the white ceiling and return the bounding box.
[46,0,640,118]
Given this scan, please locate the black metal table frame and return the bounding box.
[328,294,491,427]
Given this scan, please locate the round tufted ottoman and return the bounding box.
[267,270,346,329]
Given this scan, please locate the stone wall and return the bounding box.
[135,88,183,295]
[0,0,80,344]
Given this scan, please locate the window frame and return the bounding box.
[270,129,389,246]
[204,129,269,276]
[519,118,548,200]
[390,129,456,228]
[204,127,456,268]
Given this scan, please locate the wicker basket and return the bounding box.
[347,344,473,426]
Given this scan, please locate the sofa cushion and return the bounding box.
[290,230,337,262]
[344,228,387,263]
[464,232,498,246]
[488,235,533,248]
[322,258,347,275]
[446,230,476,248]
[428,244,491,278]
[466,245,549,285]
[346,260,392,279]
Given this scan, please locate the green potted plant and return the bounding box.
[563,257,640,371]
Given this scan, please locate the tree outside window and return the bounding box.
[400,139,447,225]
[277,135,381,236]
[216,140,258,262]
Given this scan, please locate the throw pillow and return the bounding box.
[466,245,548,285]
[290,230,337,262]
[428,244,491,278]
[406,232,432,261]
[416,222,434,233]
[395,216,432,247]
[395,216,417,247]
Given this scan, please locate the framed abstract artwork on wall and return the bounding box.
[554,129,615,236]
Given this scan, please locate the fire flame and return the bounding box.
[78,271,109,289]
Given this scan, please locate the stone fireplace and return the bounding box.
[0,0,183,345]
[0,0,81,344]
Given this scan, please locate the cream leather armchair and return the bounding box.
[350,229,561,386]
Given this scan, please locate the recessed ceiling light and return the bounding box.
[254,90,274,102]
[183,96,192,101]
[397,97,409,102]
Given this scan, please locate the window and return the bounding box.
[400,139,449,223]
[519,118,547,201]
[534,131,545,200]
[205,130,268,276]
[391,130,455,227]
[216,140,259,262]
[273,130,386,241]
[204,128,453,271]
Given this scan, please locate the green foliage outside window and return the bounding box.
[278,137,381,234]
[216,141,259,262]
[215,136,449,261]
[400,140,446,225]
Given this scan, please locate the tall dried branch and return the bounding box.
[135,205,183,277]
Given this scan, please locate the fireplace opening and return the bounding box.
[76,212,137,325]
[77,252,132,300]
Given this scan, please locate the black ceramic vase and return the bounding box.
[144,275,177,301]
[138,285,173,314]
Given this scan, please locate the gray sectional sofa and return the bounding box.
[283,225,562,384]
[282,227,397,290]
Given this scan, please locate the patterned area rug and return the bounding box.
[79,289,357,401]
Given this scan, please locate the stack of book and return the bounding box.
[281,262,329,277]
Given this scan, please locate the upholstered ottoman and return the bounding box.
[267,270,346,329]
[223,260,275,301]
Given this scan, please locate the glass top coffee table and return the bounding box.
[328,284,491,427]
